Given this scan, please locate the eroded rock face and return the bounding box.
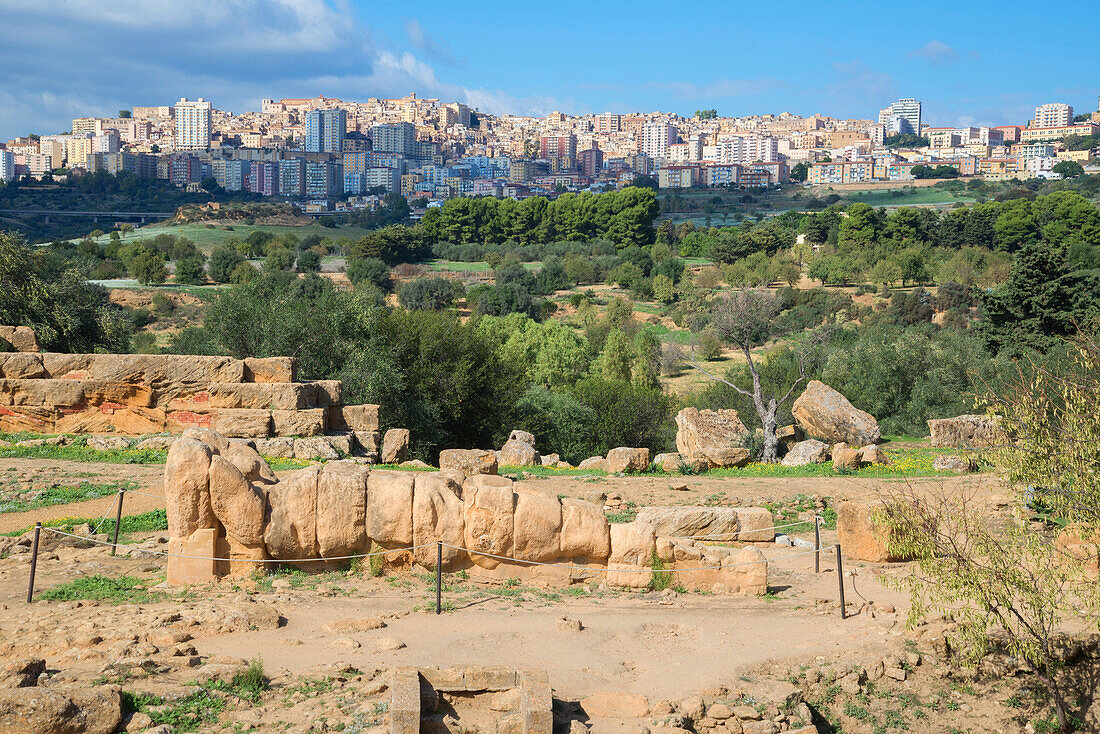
[792,380,880,446]
[675,407,747,458]
[412,474,465,569]
[560,498,611,560]
[463,475,515,568]
[164,436,214,539]
[512,488,562,562]
[208,455,266,547]
[264,465,320,560]
[499,439,540,467]
[439,449,498,476]
[780,439,829,467]
[606,447,650,474]
[366,470,414,548]
[927,415,1005,448]
[0,685,123,734]
[608,521,657,588]
[837,501,901,563]
[316,461,369,558]
[381,428,410,464]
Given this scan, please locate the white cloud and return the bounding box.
[404,19,461,67]
[908,40,958,64]
[0,0,556,137]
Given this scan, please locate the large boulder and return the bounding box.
[792,380,880,446]
[512,488,562,562]
[0,685,123,734]
[463,475,515,568]
[439,449,498,475]
[927,415,1005,448]
[634,507,740,539]
[577,456,607,472]
[700,447,750,468]
[223,441,277,484]
[499,439,540,467]
[675,408,747,459]
[560,498,611,561]
[608,521,656,588]
[365,470,415,548]
[606,447,649,474]
[208,455,266,546]
[316,460,369,557]
[264,465,320,560]
[381,428,410,464]
[412,473,466,569]
[508,429,536,446]
[164,436,215,539]
[0,325,40,353]
[780,439,829,467]
[837,501,902,563]
[211,409,272,438]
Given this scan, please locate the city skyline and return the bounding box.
[1,0,1098,141]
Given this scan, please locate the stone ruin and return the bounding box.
[165,428,771,595]
[0,350,385,458]
[390,667,550,734]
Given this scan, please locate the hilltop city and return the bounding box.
[2,94,1099,212]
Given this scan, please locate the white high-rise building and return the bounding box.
[639,123,678,160]
[703,134,779,165]
[174,98,212,151]
[0,150,15,183]
[877,98,922,136]
[1033,103,1074,128]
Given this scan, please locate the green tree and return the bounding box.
[174,255,206,285]
[1052,160,1084,179]
[398,277,455,311]
[126,246,167,285]
[208,245,245,283]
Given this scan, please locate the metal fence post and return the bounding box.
[435,540,443,615]
[836,544,846,619]
[110,489,125,556]
[814,516,821,574]
[26,522,41,603]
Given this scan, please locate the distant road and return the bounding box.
[0,209,173,218]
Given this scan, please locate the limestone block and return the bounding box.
[243,356,296,383]
[353,430,381,452]
[0,325,40,353]
[608,520,657,580]
[167,528,219,585]
[208,455,266,546]
[265,465,321,560]
[652,452,682,471]
[272,408,326,437]
[439,448,498,475]
[381,428,410,464]
[310,380,343,407]
[366,469,414,548]
[412,473,465,569]
[635,507,740,539]
[539,453,560,467]
[512,488,562,562]
[577,456,607,471]
[927,414,1006,448]
[317,460,369,557]
[164,437,215,539]
[837,501,901,563]
[0,378,83,406]
[389,667,420,734]
[792,380,880,445]
[722,546,768,594]
[560,498,611,561]
[606,447,649,473]
[331,403,381,431]
[781,439,829,467]
[181,426,230,453]
[701,447,750,468]
[80,380,155,408]
[211,409,271,438]
[0,353,45,379]
[463,474,515,568]
[207,382,316,411]
[223,441,277,484]
[254,437,295,459]
[55,406,166,435]
[0,405,57,433]
[294,436,340,461]
[519,669,553,734]
[499,439,540,467]
[675,407,747,458]
[735,507,775,542]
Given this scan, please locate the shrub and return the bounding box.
[568,377,676,456]
[399,277,455,311]
[694,328,722,361]
[346,256,391,291]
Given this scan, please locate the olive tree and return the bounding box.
[687,288,813,462]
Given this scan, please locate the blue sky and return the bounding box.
[1,0,1096,140]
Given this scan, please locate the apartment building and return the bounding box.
[1033,103,1073,129]
[658,165,701,188]
[371,122,416,156]
[86,151,158,178]
[808,160,874,184]
[578,147,603,177]
[175,98,212,151]
[0,150,14,182]
[639,123,678,160]
[540,133,577,161]
[878,98,922,135]
[305,108,347,153]
[248,161,280,196]
[279,159,305,197]
[595,114,622,134]
[304,160,342,198]
[1021,123,1100,143]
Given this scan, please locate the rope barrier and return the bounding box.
[666,517,824,541]
[87,492,120,537]
[40,526,837,573]
[121,489,167,500]
[40,527,434,564]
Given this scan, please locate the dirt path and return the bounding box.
[0,458,167,533]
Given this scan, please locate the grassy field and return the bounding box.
[843,187,975,208]
[81,222,377,254]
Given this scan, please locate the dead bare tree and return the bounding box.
[686,288,817,462]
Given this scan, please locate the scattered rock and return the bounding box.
[381,428,410,464]
[792,380,880,445]
[780,439,829,467]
